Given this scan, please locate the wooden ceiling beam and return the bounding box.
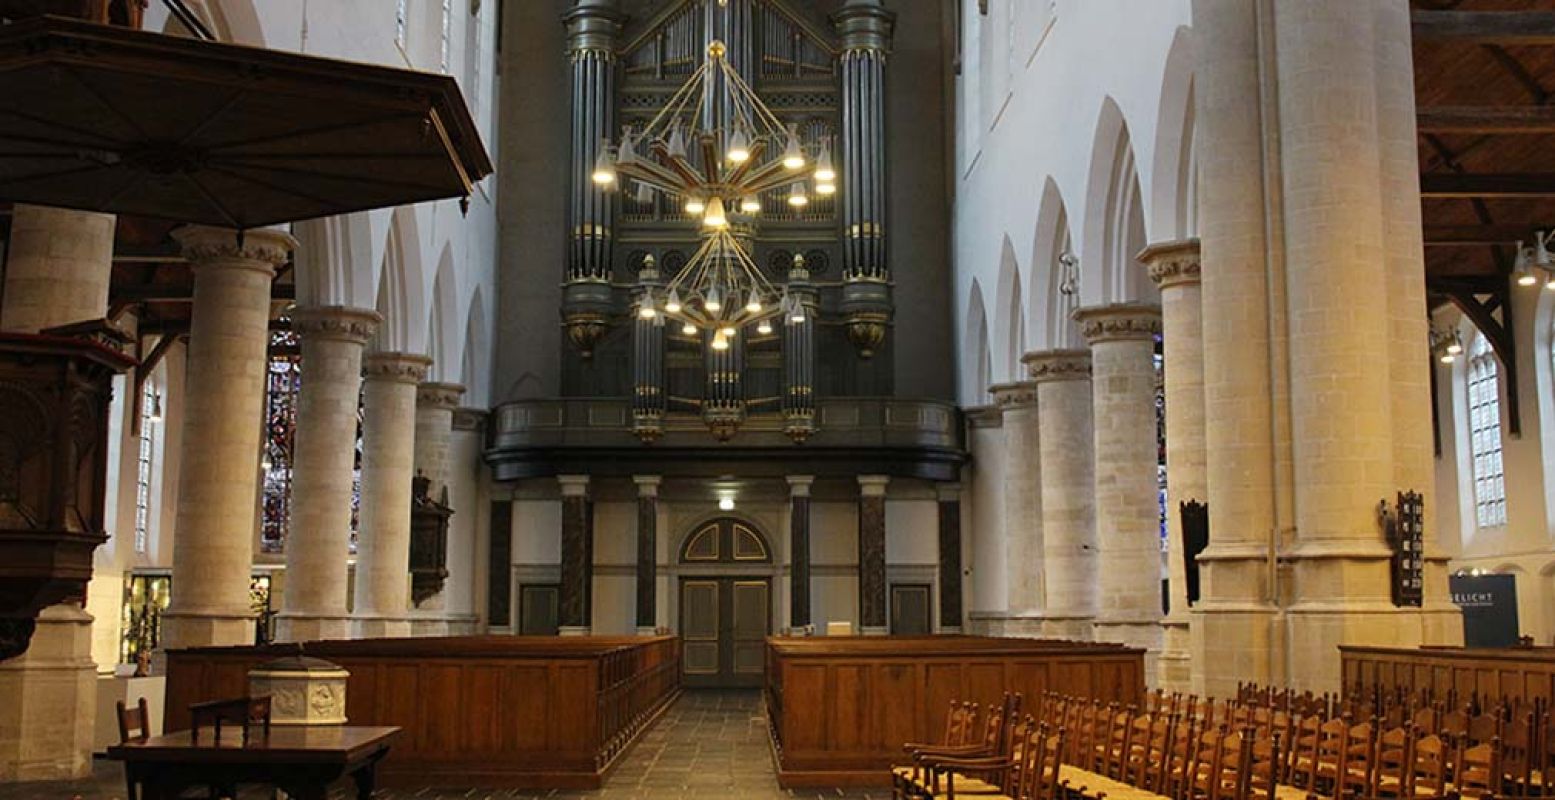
[1412,10,1555,45]
[1420,173,1555,198]
[1424,224,1547,246]
[1417,106,1555,133]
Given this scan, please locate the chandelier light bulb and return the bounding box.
[1546,276,1555,292]
[1446,340,1463,356]
[711,332,730,351]
[815,142,836,182]
[703,196,728,228]
[1517,269,1539,287]
[719,325,737,339]
[684,197,706,215]
[745,290,762,313]
[727,127,751,163]
[667,126,687,159]
[788,182,809,207]
[665,290,683,314]
[1440,352,1456,364]
[682,321,697,335]
[590,142,616,185]
[635,182,655,205]
[1537,231,1553,267]
[617,130,638,164]
[757,319,773,335]
[740,195,761,214]
[705,288,722,312]
[816,182,836,196]
[790,299,807,324]
[718,496,735,511]
[782,125,805,170]
[638,291,657,320]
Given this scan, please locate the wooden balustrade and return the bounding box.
[164,635,680,789]
[1341,645,1555,708]
[765,635,1146,787]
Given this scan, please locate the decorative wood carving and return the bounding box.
[1179,499,1209,606]
[408,475,453,608]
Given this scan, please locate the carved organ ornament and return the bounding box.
[561,0,894,444]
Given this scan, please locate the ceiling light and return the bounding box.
[684,197,706,215]
[705,288,722,312]
[815,141,835,182]
[782,125,805,169]
[703,196,728,228]
[638,292,657,319]
[664,290,683,314]
[756,319,772,335]
[816,182,836,196]
[727,127,750,163]
[718,496,735,511]
[745,290,762,314]
[719,324,736,338]
[681,321,697,335]
[740,195,761,214]
[1439,352,1456,364]
[711,332,729,351]
[788,183,808,207]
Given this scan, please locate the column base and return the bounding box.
[1190,603,1280,699]
[351,615,412,639]
[558,626,592,637]
[158,608,256,651]
[1157,616,1192,693]
[0,604,96,782]
[273,613,354,643]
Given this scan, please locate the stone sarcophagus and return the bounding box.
[408,475,453,607]
[0,325,133,659]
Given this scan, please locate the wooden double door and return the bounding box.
[680,576,770,688]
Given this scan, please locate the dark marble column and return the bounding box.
[857,475,889,634]
[633,475,660,634]
[787,476,814,631]
[937,484,964,632]
[558,475,592,635]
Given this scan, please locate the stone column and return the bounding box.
[634,475,660,635]
[275,306,380,643]
[351,352,431,638]
[1076,304,1164,676]
[1276,1,1406,692]
[936,484,964,633]
[1141,240,1203,692]
[410,381,463,619]
[0,205,114,782]
[1189,0,1282,699]
[788,476,814,632]
[1023,349,1097,640]
[161,227,294,650]
[857,475,889,635]
[558,475,593,636]
[989,381,1044,635]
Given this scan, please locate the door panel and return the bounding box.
[732,581,769,676]
[680,576,770,688]
[681,580,720,676]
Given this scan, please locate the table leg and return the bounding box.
[351,763,377,800]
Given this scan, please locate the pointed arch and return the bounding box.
[426,243,462,382]
[374,207,428,353]
[461,287,490,406]
[964,280,992,405]
[1152,26,1198,241]
[1081,96,1154,305]
[993,236,1024,383]
[1031,177,1079,351]
[293,212,377,309]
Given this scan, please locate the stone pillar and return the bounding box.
[989,382,1044,635]
[0,205,114,782]
[351,352,431,638]
[1190,0,1282,698]
[558,475,593,636]
[1276,1,1407,692]
[411,381,463,617]
[857,475,889,635]
[634,475,660,635]
[275,306,380,643]
[1076,304,1164,677]
[1023,349,1097,640]
[1141,240,1203,692]
[936,484,964,633]
[161,227,294,650]
[788,476,814,632]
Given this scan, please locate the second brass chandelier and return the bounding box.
[589,38,833,350]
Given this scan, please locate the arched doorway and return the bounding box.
[678,518,772,688]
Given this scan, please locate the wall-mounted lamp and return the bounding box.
[718,496,735,511]
[147,391,163,423]
[1430,325,1463,365]
[1512,231,1555,289]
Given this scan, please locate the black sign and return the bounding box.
[1449,573,1520,648]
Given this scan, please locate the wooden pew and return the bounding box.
[765,634,1146,787]
[1340,645,1555,709]
[164,635,680,789]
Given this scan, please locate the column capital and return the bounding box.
[416,381,465,410]
[1022,349,1092,383]
[562,0,623,55]
[558,474,590,497]
[857,474,890,497]
[832,0,895,53]
[936,483,962,503]
[173,226,296,271]
[632,475,661,497]
[988,380,1039,409]
[1138,239,1202,289]
[292,305,381,346]
[1073,303,1162,344]
[362,352,432,384]
[786,475,815,497]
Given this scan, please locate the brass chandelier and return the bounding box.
[589,38,833,349]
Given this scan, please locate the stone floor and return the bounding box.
[1,690,887,800]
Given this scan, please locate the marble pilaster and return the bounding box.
[275,306,380,642]
[1076,303,1164,679]
[936,484,964,633]
[1141,239,1203,693]
[989,381,1045,635]
[351,351,431,638]
[787,476,814,632]
[857,475,889,635]
[1023,349,1097,640]
[634,475,660,635]
[557,475,593,636]
[161,226,294,650]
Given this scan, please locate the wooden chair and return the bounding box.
[894,700,979,799]
[189,695,272,744]
[1500,710,1537,796]
[1408,733,1451,799]
[1455,736,1504,800]
[1370,723,1412,797]
[117,698,151,800]
[915,714,1028,799]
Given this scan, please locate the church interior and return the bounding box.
[2,0,1554,797]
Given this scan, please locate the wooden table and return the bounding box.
[106,725,400,800]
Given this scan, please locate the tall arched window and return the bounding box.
[1467,333,1507,528]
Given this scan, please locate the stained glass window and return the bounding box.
[120,573,170,664]
[261,327,301,554]
[1467,334,1506,528]
[135,382,157,554]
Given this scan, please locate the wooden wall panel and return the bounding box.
[1341,646,1555,711]
[767,636,1145,787]
[163,635,680,789]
